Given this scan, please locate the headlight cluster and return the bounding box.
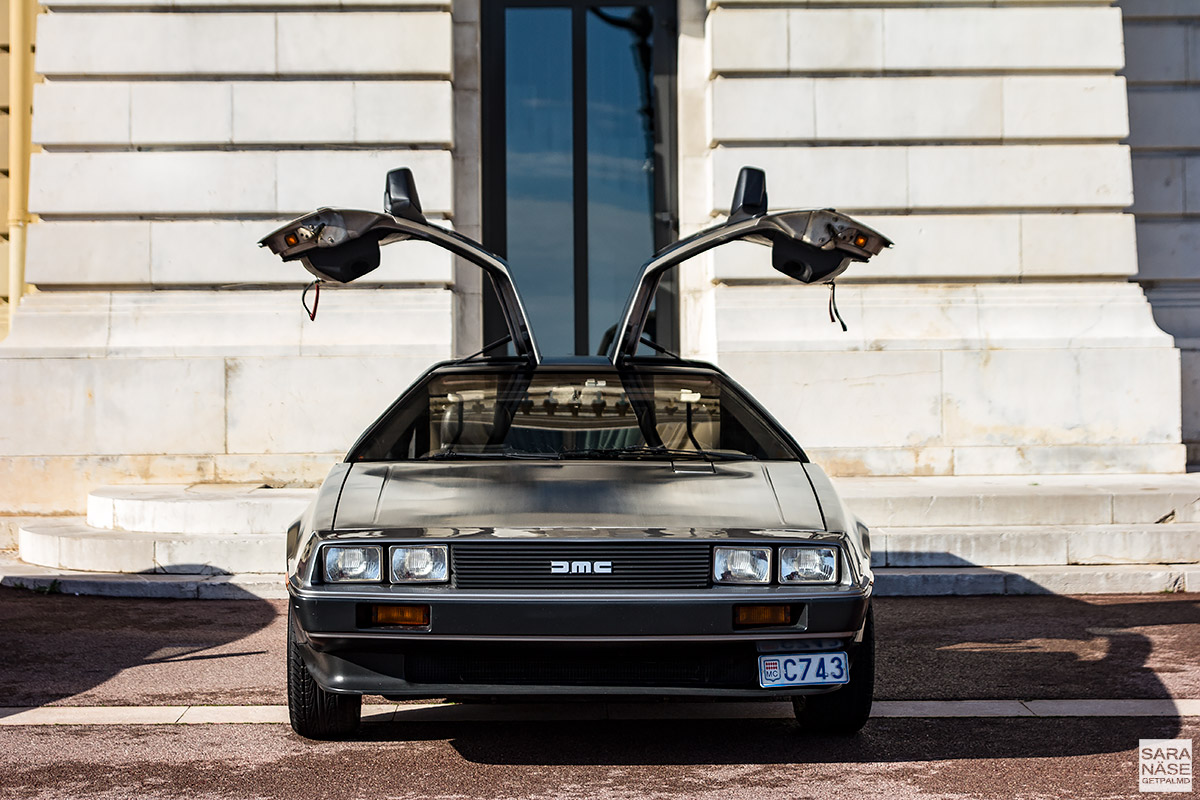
[323,545,448,584]
[713,545,839,585]
[322,543,837,586]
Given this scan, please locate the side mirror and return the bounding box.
[384,167,427,224]
[728,166,768,222]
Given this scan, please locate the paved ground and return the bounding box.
[3,718,1196,800]
[1,587,1198,799]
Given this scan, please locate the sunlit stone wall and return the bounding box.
[0,0,463,512]
[0,0,1188,516]
[678,0,1184,476]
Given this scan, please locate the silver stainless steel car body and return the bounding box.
[261,167,891,740]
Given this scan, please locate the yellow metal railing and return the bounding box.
[5,0,33,334]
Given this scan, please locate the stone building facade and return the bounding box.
[0,0,1192,516]
[1123,0,1200,468]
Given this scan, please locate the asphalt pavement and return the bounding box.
[1,587,1197,799]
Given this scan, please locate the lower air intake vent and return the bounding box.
[405,644,757,689]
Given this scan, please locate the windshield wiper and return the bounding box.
[419,450,559,461]
[420,446,755,462]
[558,446,755,462]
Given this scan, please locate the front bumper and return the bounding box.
[289,583,871,698]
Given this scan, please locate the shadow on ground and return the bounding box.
[351,590,1200,763]
[346,715,1187,766]
[874,592,1200,701]
[0,585,280,707]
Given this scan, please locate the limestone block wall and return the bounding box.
[681,0,1184,476]
[1120,0,1200,466]
[0,0,459,513]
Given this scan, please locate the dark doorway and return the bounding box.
[481,0,678,357]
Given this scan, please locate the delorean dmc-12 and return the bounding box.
[260,166,891,740]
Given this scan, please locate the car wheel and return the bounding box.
[287,606,361,740]
[792,604,874,736]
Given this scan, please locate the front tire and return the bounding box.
[287,606,361,740]
[793,604,874,735]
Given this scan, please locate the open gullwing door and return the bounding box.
[259,168,541,363]
[607,166,893,363]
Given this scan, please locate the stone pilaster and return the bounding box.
[1120,0,1200,467]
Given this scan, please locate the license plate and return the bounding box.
[758,652,850,688]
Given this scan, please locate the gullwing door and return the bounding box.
[607,167,894,363]
[259,168,542,364]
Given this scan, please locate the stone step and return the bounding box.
[872,523,1200,568]
[0,552,286,599]
[874,564,1200,596]
[18,519,283,575]
[86,484,314,534]
[834,474,1200,528]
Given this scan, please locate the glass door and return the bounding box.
[481,0,677,357]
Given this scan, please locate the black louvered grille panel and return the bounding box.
[401,642,759,689]
[406,653,754,688]
[451,542,711,589]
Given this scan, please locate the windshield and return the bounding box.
[349,369,799,462]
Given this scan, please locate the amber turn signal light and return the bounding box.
[284,231,300,247]
[734,604,792,628]
[369,604,430,627]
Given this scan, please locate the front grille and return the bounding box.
[404,643,757,688]
[451,541,711,589]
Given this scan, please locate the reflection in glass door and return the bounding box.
[482,1,677,357]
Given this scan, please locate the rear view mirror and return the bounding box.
[729,166,768,222]
[385,167,427,224]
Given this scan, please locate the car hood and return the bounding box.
[332,461,826,533]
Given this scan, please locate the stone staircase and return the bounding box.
[1,475,1198,598]
[2,485,313,598]
[843,475,1200,595]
